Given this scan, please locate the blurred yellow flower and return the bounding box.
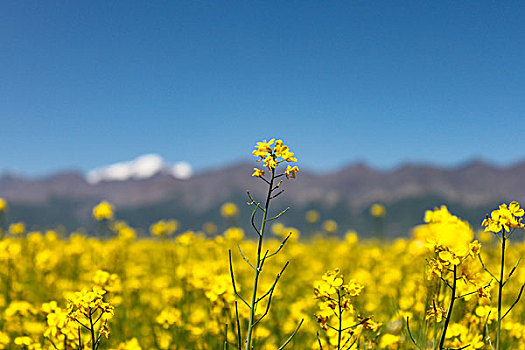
[345,230,359,244]
[0,198,7,212]
[150,219,178,237]
[0,332,9,348]
[220,202,239,219]
[322,219,338,234]
[224,227,244,241]
[380,334,401,349]
[9,222,25,236]
[370,203,386,218]
[114,338,142,350]
[93,201,114,221]
[202,222,217,235]
[305,209,320,223]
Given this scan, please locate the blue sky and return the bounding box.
[1,1,524,176]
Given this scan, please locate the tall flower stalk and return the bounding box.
[481,201,525,350]
[314,269,379,350]
[229,138,302,350]
[413,205,486,350]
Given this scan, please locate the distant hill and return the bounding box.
[1,160,524,237]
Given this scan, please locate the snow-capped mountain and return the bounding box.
[85,154,192,184]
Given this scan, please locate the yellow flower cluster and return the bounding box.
[150,219,178,237]
[252,138,298,175]
[419,205,481,279]
[42,301,80,348]
[482,201,524,233]
[314,269,379,347]
[67,287,114,324]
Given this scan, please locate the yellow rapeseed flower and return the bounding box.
[150,219,178,237]
[224,227,244,241]
[114,338,143,350]
[9,222,25,235]
[252,168,265,177]
[380,334,401,349]
[220,202,239,219]
[252,138,297,172]
[93,201,114,221]
[0,198,7,212]
[482,201,524,233]
[322,219,338,234]
[370,203,386,218]
[305,209,320,223]
[285,165,299,179]
[0,332,9,348]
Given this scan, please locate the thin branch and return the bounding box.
[270,190,285,199]
[266,207,290,222]
[502,283,525,319]
[440,276,453,290]
[342,335,358,350]
[339,317,370,332]
[263,232,292,261]
[479,254,499,283]
[271,180,283,192]
[93,312,104,327]
[341,331,357,350]
[235,301,242,350]
[249,205,261,236]
[325,323,339,332]
[484,312,495,350]
[246,192,265,212]
[457,281,492,299]
[259,250,270,271]
[258,176,271,185]
[223,322,229,350]
[75,320,91,331]
[253,262,290,325]
[446,345,470,350]
[256,262,289,304]
[506,227,517,239]
[503,258,521,287]
[45,338,59,350]
[316,331,324,350]
[406,317,422,350]
[278,319,304,350]
[228,249,250,308]
[237,244,256,271]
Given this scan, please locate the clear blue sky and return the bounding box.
[2,1,524,176]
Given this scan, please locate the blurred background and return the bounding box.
[1,1,524,237]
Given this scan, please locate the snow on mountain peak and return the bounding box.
[86,154,192,184]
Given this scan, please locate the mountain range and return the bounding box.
[1,160,524,238]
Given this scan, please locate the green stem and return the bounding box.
[496,233,506,350]
[245,168,275,350]
[337,289,342,350]
[89,311,96,350]
[439,265,457,350]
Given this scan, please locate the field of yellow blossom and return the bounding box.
[1,200,525,349]
[1,139,525,350]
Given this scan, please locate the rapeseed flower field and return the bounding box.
[1,139,525,350]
